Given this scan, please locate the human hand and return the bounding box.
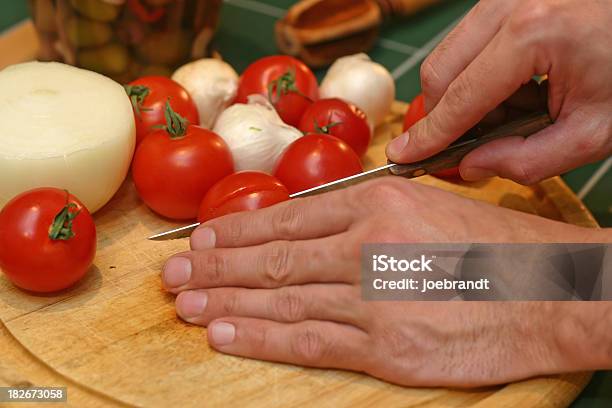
[161,178,608,387]
[386,0,612,184]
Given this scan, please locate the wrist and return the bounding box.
[550,302,612,372]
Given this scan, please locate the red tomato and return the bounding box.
[198,171,290,222]
[403,93,426,132]
[125,76,199,146]
[0,188,96,293]
[236,55,318,126]
[132,102,234,220]
[299,98,371,157]
[403,93,460,179]
[273,133,363,194]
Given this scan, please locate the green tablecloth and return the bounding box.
[1,1,610,406]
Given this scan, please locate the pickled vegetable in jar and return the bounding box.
[28,0,222,82]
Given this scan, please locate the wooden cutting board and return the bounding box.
[0,99,596,407]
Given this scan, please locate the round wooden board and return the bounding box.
[0,101,597,408]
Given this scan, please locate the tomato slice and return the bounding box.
[274,133,364,194]
[198,171,290,222]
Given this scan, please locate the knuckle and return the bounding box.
[444,77,474,117]
[195,251,227,285]
[506,162,541,185]
[291,327,328,364]
[272,204,304,238]
[249,323,269,350]
[224,218,245,245]
[357,178,406,205]
[509,1,554,34]
[419,57,441,92]
[223,291,240,315]
[262,242,292,287]
[271,288,306,322]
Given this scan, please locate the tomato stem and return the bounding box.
[314,119,342,134]
[48,192,81,241]
[124,84,152,117]
[162,100,189,138]
[267,68,307,103]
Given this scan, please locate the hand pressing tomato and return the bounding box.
[125,75,199,146]
[403,93,460,179]
[299,98,371,157]
[0,188,96,293]
[198,171,289,222]
[132,101,234,220]
[274,133,363,194]
[236,56,318,127]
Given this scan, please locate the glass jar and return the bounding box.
[28,0,222,82]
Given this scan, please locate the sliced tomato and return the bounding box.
[198,171,289,222]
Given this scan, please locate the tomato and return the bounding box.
[132,102,234,220]
[198,171,289,222]
[0,188,96,293]
[125,75,199,146]
[236,55,318,126]
[403,93,460,179]
[403,93,426,132]
[299,98,371,157]
[273,133,363,194]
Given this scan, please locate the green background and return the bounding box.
[1,0,610,405]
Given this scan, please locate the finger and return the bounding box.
[175,284,365,328]
[207,318,372,372]
[421,0,512,110]
[459,112,611,184]
[163,233,359,293]
[387,25,535,164]
[190,190,354,250]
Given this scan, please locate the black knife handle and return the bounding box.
[388,111,553,178]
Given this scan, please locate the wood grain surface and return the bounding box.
[0,99,597,407]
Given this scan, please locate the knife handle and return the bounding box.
[388,111,553,178]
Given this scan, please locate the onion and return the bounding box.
[320,53,395,127]
[171,58,239,129]
[0,62,135,213]
[212,95,302,173]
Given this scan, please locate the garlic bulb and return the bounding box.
[212,95,302,173]
[171,58,238,129]
[320,53,395,127]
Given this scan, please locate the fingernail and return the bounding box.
[162,257,191,288]
[462,167,497,181]
[387,132,409,159]
[191,227,216,251]
[176,291,208,319]
[210,322,235,345]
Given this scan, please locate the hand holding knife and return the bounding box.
[149,110,552,241]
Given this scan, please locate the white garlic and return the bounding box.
[320,53,395,127]
[171,58,239,129]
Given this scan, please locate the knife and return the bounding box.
[148,110,552,241]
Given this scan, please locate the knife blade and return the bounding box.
[148,111,552,241]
